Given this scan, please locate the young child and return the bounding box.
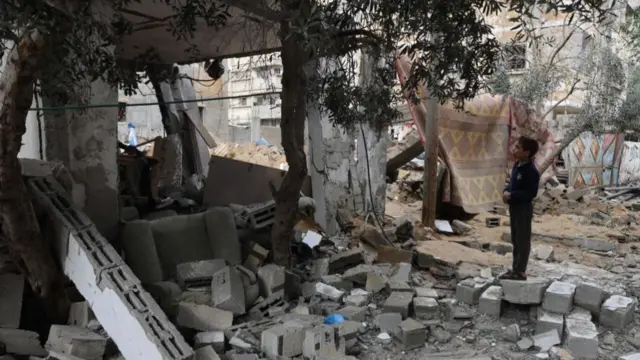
[500,136,540,281]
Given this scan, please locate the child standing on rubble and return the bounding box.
[499,136,540,281]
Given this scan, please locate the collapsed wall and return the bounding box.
[26,175,194,360]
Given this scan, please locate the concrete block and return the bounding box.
[542,281,576,314]
[45,325,107,360]
[204,207,242,264]
[375,313,403,335]
[568,307,592,322]
[413,297,439,320]
[194,331,225,353]
[383,292,414,318]
[501,278,549,304]
[478,285,502,317]
[342,264,374,285]
[257,264,285,297]
[376,245,413,264]
[344,289,369,307]
[321,275,353,291]
[575,282,606,314]
[309,258,330,280]
[243,243,269,273]
[67,301,95,328]
[260,321,307,358]
[456,278,488,305]
[211,266,246,315]
[398,318,426,350]
[600,295,636,329]
[389,262,412,283]
[365,271,388,293]
[302,325,344,359]
[329,248,364,273]
[335,321,361,349]
[564,318,598,360]
[177,302,234,331]
[0,329,47,356]
[536,310,564,335]
[0,273,24,329]
[315,282,344,301]
[337,306,366,321]
[387,279,415,293]
[194,346,221,360]
[415,287,439,299]
[176,259,226,288]
[532,330,561,352]
[620,353,640,360]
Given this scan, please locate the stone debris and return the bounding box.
[600,295,636,329]
[397,318,426,350]
[194,331,225,353]
[501,278,550,304]
[564,318,598,360]
[177,302,234,331]
[478,285,502,317]
[574,282,606,314]
[533,330,561,352]
[542,281,576,314]
[414,297,439,320]
[383,292,414,318]
[45,325,106,360]
[536,309,564,336]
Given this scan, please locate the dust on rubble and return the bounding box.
[211,142,287,169]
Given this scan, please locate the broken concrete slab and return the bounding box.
[211,266,246,315]
[600,295,636,329]
[478,285,502,317]
[337,306,367,322]
[67,301,95,328]
[257,264,285,298]
[329,248,364,273]
[456,278,489,305]
[343,264,374,285]
[45,325,107,360]
[321,275,353,291]
[534,245,554,261]
[365,271,388,293]
[575,282,607,314]
[383,292,414,318]
[415,287,439,299]
[0,329,47,356]
[542,281,576,314]
[398,318,426,350]
[344,289,370,307]
[376,246,413,264]
[389,262,412,283]
[194,346,221,360]
[177,302,234,331]
[336,320,361,349]
[194,331,225,353]
[501,278,549,304]
[532,330,561,352]
[0,273,24,329]
[176,259,226,288]
[243,242,269,273]
[564,318,598,360]
[536,310,564,336]
[315,282,345,301]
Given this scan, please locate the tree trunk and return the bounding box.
[538,132,578,178]
[270,19,309,267]
[0,30,69,322]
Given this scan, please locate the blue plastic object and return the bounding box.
[324,314,345,325]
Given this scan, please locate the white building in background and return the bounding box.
[225,54,283,144]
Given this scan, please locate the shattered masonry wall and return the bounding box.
[619,141,640,184]
[27,176,193,360]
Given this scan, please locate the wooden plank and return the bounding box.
[184,107,217,148]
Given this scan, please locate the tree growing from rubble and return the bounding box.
[0,0,232,321]
[490,4,631,176]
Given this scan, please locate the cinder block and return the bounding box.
[344,289,369,307]
[415,287,439,299]
[397,318,426,350]
[343,264,374,285]
[260,320,307,358]
[501,278,549,304]
[329,249,364,273]
[337,306,367,321]
[194,331,225,353]
[211,266,246,315]
[600,295,635,329]
[45,325,107,360]
[335,321,361,349]
[568,307,592,322]
[321,275,353,291]
[564,318,598,360]
[574,282,606,314]
[257,264,285,297]
[0,273,24,329]
[194,345,221,360]
[456,278,489,305]
[0,329,47,356]
[542,281,576,314]
[375,313,403,336]
[243,243,269,273]
[479,285,502,317]
[413,297,439,320]
[176,259,226,288]
[67,301,95,328]
[315,283,344,301]
[177,302,234,331]
[302,325,344,359]
[536,310,564,335]
[383,292,414,318]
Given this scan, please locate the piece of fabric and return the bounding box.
[509,203,533,274]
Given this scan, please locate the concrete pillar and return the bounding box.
[42,0,118,241]
[355,54,389,217]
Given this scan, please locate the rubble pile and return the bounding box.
[534,182,640,217]
[211,143,287,169]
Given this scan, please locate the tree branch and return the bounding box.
[542,76,580,119]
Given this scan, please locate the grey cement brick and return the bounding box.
[335,321,361,349]
[195,331,225,353]
[365,271,388,293]
[479,285,503,317]
[387,279,415,293]
[45,325,107,360]
[501,278,550,304]
[343,264,374,285]
[0,329,47,356]
[575,282,606,314]
[344,289,370,307]
[195,346,221,360]
[257,264,285,297]
[329,248,365,273]
[0,273,24,329]
[67,302,95,328]
[536,310,564,335]
[389,262,412,283]
[176,259,227,288]
[375,313,403,335]
[211,266,246,315]
[620,353,640,360]
[456,279,488,305]
[542,281,576,314]
[415,287,439,299]
[321,275,353,291]
[398,318,426,350]
[564,318,598,360]
[243,243,269,273]
[413,297,439,320]
[383,292,414,318]
[177,302,233,331]
[600,295,636,329]
[337,306,367,321]
[302,325,343,359]
[568,307,592,322]
[260,321,307,358]
[532,330,561,352]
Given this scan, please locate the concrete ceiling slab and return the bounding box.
[118,0,281,64]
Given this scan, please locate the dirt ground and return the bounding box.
[211,142,287,169]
